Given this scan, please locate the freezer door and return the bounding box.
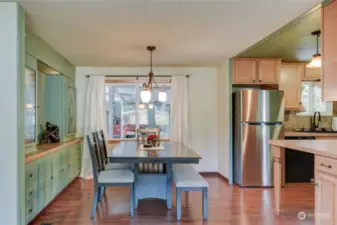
[237,123,283,187]
[239,90,285,123]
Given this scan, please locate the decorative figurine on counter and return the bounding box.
[39,122,60,144]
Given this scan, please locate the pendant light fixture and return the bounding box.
[141,46,167,103]
[307,30,321,68]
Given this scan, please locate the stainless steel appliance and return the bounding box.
[233,89,285,187]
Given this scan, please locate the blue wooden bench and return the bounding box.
[173,164,208,221]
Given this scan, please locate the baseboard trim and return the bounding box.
[199,172,229,183]
[199,172,218,176]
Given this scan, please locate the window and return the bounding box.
[105,83,171,140]
[297,81,332,116]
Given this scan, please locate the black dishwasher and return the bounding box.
[285,136,315,183]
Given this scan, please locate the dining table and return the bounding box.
[108,141,201,209]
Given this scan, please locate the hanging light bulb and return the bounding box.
[158,90,167,102]
[149,103,154,109]
[140,88,151,103]
[307,54,321,68]
[307,30,321,68]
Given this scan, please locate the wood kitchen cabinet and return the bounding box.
[279,63,304,110]
[232,58,281,84]
[303,67,321,81]
[322,0,337,101]
[315,155,337,225]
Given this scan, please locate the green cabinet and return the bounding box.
[45,75,76,141]
[25,161,38,224]
[25,140,81,224]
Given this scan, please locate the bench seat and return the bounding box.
[173,164,208,221]
[173,164,208,188]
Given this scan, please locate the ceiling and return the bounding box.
[239,6,321,62]
[19,0,322,67]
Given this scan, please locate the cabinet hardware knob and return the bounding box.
[320,163,332,169]
[299,102,302,105]
[29,191,32,196]
[29,174,33,178]
[315,183,319,187]
[29,209,32,213]
[253,80,256,83]
[259,80,262,83]
[51,176,53,180]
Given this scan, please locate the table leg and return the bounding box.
[272,145,282,215]
[166,162,172,209]
[133,163,139,209]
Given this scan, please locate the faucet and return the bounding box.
[312,111,322,131]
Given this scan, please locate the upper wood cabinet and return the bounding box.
[279,63,304,110]
[322,0,337,101]
[232,59,257,84]
[257,59,281,84]
[232,58,281,84]
[303,67,321,81]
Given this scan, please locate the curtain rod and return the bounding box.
[84,74,190,78]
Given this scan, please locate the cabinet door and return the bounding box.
[257,59,281,84]
[232,59,257,84]
[52,151,62,196]
[304,67,321,80]
[38,158,47,212]
[279,63,303,110]
[315,170,337,225]
[322,0,337,101]
[44,154,54,206]
[65,81,76,136]
[76,143,81,175]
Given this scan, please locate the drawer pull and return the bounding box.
[29,191,33,196]
[320,163,332,169]
[50,176,53,180]
[28,209,32,213]
[29,174,33,178]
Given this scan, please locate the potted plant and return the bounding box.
[147,134,159,147]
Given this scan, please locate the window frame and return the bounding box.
[296,81,333,116]
[104,79,171,141]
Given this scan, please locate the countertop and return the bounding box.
[285,131,337,137]
[269,140,337,159]
[25,138,82,163]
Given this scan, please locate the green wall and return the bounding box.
[25,27,75,80]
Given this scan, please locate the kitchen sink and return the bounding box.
[293,128,337,133]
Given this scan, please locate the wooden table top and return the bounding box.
[108,141,201,163]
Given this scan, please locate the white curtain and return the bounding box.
[80,76,107,179]
[170,76,191,147]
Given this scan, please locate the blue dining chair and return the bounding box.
[86,134,135,218]
[96,130,132,170]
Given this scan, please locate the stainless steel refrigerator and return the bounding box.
[233,89,285,187]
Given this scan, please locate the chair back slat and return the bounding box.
[99,130,108,164]
[86,134,101,183]
[136,128,161,174]
[94,131,107,171]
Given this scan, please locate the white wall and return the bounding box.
[217,60,231,179]
[76,67,218,172]
[0,3,25,225]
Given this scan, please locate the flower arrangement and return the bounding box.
[147,134,159,147]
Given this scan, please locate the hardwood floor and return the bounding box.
[30,175,314,225]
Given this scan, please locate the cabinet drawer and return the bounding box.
[26,162,38,190]
[315,155,337,176]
